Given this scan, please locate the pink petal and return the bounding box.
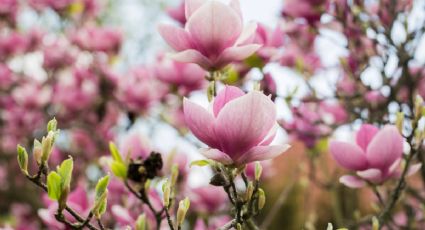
[339,175,366,188]
[357,169,382,183]
[236,144,290,165]
[158,24,193,51]
[183,98,218,148]
[213,85,245,117]
[329,141,368,171]
[259,123,278,145]
[229,0,242,19]
[214,91,277,158]
[356,124,379,152]
[215,44,262,68]
[366,125,403,170]
[111,205,134,225]
[169,49,212,69]
[235,22,257,46]
[186,0,242,55]
[407,163,422,177]
[200,148,233,165]
[185,0,206,19]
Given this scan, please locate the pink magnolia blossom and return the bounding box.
[0,0,18,25]
[330,124,421,188]
[42,39,76,70]
[0,64,15,89]
[166,1,186,24]
[194,216,232,230]
[183,86,289,165]
[158,0,261,70]
[0,32,29,60]
[254,23,284,62]
[53,68,99,112]
[154,56,206,95]
[116,66,167,113]
[281,0,328,24]
[189,186,227,214]
[119,132,151,159]
[71,26,122,53]
[39,185,91,229]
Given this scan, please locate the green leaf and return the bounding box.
[47,118,58,132]
[58,158,73,189]
[17,145,28,174]
[95,175,110,199]
[190,160,211,168]
[47,172,62,201]
[109,142,123,163]
[110,161,127,179]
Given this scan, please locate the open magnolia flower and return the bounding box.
[330,124,421,188]
[158,0,261,70]
[183,86,290,165]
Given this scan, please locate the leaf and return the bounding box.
[58,158,73,189]
[190,160,211,168]
[17,145,28,174]
[95,175,110,199]
[109,142,123,163]
[47,172,62,201]
[110,161,127,179]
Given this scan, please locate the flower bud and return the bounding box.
[135,214,147,230]
[415,95,424,121]
[33,139,42,165]
[41,134,53,163]
[372,216,379,230]
[144,179,151,192]
[257,188,266,210]
[162,180,171,207]
[255,162,262,181]
[244,181,254,202]
[176,197,190,227]
[17,145,28,175]
[236,223,242,230]
[395,111,404,133]
[47,118,58,132]
[170,164,179,186]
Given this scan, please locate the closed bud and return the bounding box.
[258,188,266,210]
[415,95,424,120]
[170,164,179,186]
[47,118,58,132]
[255,162,262,181]
[395,111,404,133]
[236,223,242,230]
[41,134,53,163]
[245,181,254,202]
[162,180,171,207]
[33,139,42,165]
[58,186,70,212]
[135,214,147,230]
[415,128,424,149]
[17,145,28,175]
[372,216,379,230]
[144,179,151,192]
[176,197,190,227]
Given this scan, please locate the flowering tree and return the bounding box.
[1,0,425,229]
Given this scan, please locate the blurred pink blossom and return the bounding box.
[330,124,421,188]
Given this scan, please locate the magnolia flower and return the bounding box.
[184,86,289,165]
[71,26,122,53]
[254,23,284,62]
[330,124,421,188]
[158,0,261,70]
[189,186,227,214]
[154,56,206,95]
[166,1,186,24]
